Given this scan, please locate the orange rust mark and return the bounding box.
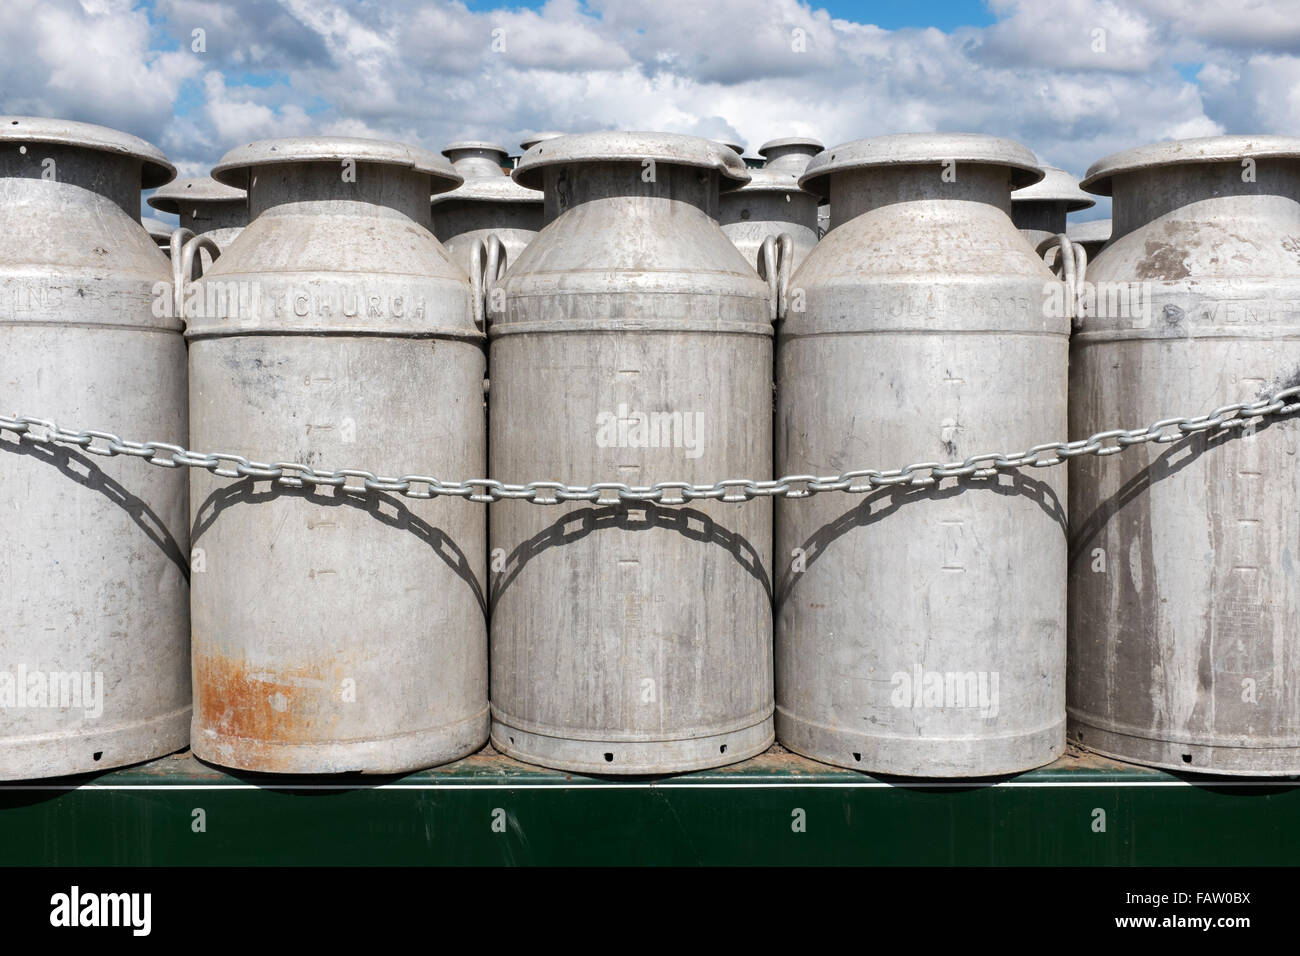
[195,653,339,745]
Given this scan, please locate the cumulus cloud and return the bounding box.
[2,0,1299,224]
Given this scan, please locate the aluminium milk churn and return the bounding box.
[719,136,823,273]
[148,175,248,255]
[1011,165,1094,256]
[776,133,1069,776]
[431,141,542,275]
[1070,135,1300,775]
[489,132,776,773]
[0,117,190,779]
[187,136,487,773]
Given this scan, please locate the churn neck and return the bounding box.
[213,137,459,225]
[1082,136,1300,243]
[443,143,510,180]
[540,162,723,221]
[0,117,175,220]
[1108,162,1300,242]
[759,139,823,174]
[1011,200,1070,236]
[800,134,1040,227]
[826,164,1019,223]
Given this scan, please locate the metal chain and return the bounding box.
[4,385,1299,506]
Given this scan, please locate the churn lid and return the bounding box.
[1081,135,1300,196]
[519,132,564,152]
[147,176,246,213]
[1012,165,1094,210]
[0,116,175,188]
[513,131,752,191]
[212,136,462,194]
[1065,218,1111,244]
[433,141,541,206]
[799,132,1043,200]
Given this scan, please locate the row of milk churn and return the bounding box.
[2,114,1299,782]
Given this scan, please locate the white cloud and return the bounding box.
[0,0,1296,202]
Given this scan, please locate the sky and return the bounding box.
[5,0,1300,224]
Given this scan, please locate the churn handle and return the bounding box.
[1042,233,1087,323]
[758,232,795,323]
[471,234,509,330]
[168,226,196,320]
[175,235,223,321]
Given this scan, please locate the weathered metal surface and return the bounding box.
[431,141,542,275]
[147,176,247,271]
[778,133,1068,777]
[491,131,773,774]
[1070,135,1300,775]
[141,215,175,254]
[1065,217,1111,260]
[519,132,564,153]
[1011,165,1094,255]
[187,136,487,774]
[0,116,189,780]
[719,136,822,273]
[5,745,1299,866]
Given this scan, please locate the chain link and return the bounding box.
[4,385,1299,505]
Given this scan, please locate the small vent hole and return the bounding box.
[603,752,614,762]
[1182,753,1193,764]
[92,751,103,762]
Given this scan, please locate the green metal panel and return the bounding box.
[1,746,1297,865]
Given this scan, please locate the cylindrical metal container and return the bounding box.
[147,176,248,259]
[187,137,487,774]
[777,133,1067,777]
[1065,217,1110,260]
[1070,136,1300,775]
[490,132,775,774]
[0,117,189,779]
[1011,165,1094,255]
[719,136,822,272]
[142,215,174,256]
[431,141,542,275]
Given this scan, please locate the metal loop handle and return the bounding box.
[757,232,795,322]
[471,234,509,330]
[168,227,196,319]
[176,235,223,319]
[1042,233,1088,322]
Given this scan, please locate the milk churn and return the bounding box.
[0,117,190,779]
[1070,136,1300,775]
[1065,217,1110,260]
[431,141,542,275]
[1011,165,1094,255]
[777,133,1068,777]
[142,216,174,255]
[719,136,822,272]
[187,136,487,774]
[490,132,775,774]
[148,176,247,254]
